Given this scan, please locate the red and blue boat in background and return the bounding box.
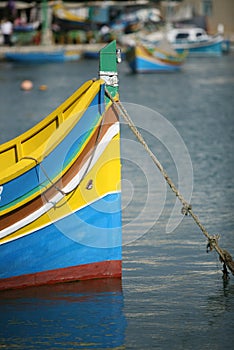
[0,41,122,290]
[126,43,187,73]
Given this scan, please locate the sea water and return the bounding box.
[0,52,233,349]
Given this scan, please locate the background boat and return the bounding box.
[121,27,226,57]
[167,27,224,56]
[126,43,186,73]
[4,48,81,63]
[52,3,91,32]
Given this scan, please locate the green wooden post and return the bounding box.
[99,40,121,100]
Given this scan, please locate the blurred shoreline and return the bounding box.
[0,42,108,60]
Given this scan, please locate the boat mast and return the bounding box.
[41,0,52,45]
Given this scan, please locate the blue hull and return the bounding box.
[0,193,122,280]
[5,51,80,63]
[174,40,223,56]
[129,56,181,73]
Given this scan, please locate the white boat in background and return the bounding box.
[120,26,226,56]
[167,27,224,56]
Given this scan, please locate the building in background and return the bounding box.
[160,0,234,40]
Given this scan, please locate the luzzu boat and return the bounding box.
[52,3,91,31]
[0,41,122,291]
[167,27,224,56]
[126,44,186,73]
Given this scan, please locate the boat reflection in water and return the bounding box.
[0,278,126,349]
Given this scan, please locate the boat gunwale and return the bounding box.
[0,79,105,184]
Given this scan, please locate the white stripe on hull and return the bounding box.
[0,123,119,241]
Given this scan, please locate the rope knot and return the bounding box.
[206,234,220,252]
[181,203,192,216]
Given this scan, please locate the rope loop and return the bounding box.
[21,156,65,197]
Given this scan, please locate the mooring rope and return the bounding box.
[105,88,234,278]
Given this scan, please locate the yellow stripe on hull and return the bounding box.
[1,132,121,245]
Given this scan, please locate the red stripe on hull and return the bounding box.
[0,260,122,291]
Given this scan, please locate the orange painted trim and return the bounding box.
[0,260,122,291]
